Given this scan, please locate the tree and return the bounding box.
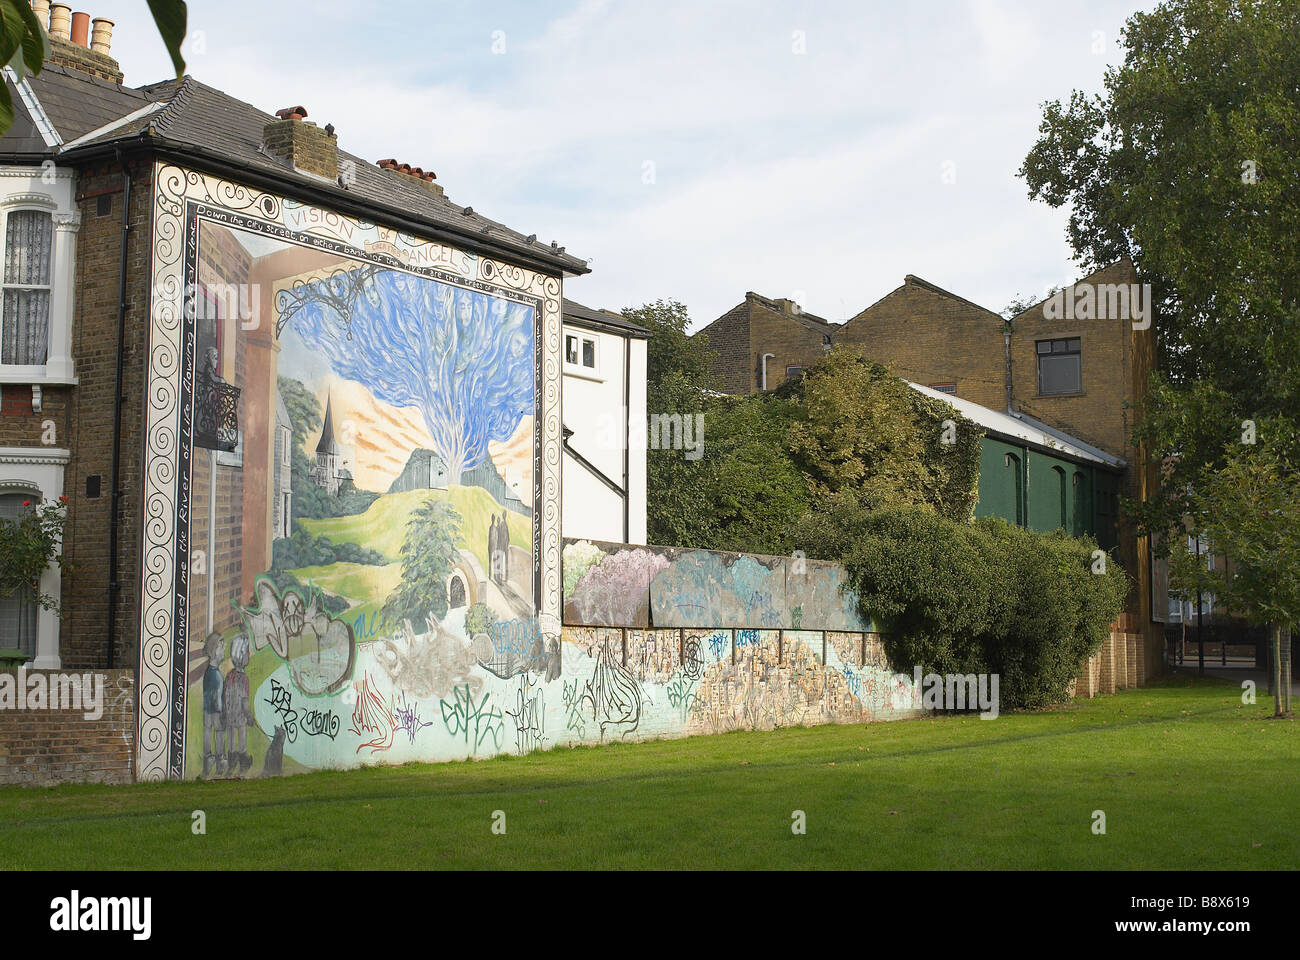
[620,300,722,547]
[622,298,716,399]
[0,1,188,133]
[382,497,462,628]
[1168,441,1299,715]
[285,268,534,485]
[1019,0,1299,694]
[779,348,982,523]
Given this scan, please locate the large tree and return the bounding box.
[1020,0,1298,707]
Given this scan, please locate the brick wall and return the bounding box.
[695,293,833,394]
[837,276,1008,405]
[0,668,134,786]
[59,163,155,670]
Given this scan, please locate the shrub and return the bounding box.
[272,525,387,570]
[798,504,1128,710]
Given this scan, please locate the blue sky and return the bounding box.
[95,0,1157,328]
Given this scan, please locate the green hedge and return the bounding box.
[799,504,1128,710]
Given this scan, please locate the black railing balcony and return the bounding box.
[194,370,240,452]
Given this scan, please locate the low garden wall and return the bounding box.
[0,668,135,786]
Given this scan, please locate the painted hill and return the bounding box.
[299,485,530,575]
[387,448,531,517]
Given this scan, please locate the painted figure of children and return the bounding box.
[201,632,225,778]
[222,634,256,775]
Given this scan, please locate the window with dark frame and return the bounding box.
[1036,337,1081,395]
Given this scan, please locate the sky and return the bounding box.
[90,0,1158,329]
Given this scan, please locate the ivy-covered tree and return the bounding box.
[382,498,463,627]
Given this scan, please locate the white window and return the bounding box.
[564,332,598,372]
[1,210,53,365]
[0,166,80,385]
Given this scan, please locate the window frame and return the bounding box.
[0,167,80,386]
[1036,336,1083,396]
[0,445,70,667]
[562,328,603,381]
[0,206,55,368]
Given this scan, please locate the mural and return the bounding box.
[138,168,916,784]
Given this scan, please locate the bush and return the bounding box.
[798,504,1128,710]
[464,602,497,638]
[272,525,387,570]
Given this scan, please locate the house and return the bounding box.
[695,263,1163,680]
[693,291,837,394]
[560,298,649,545]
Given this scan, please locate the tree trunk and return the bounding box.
[1280,625,1293,716]
[1270,622,1284,716]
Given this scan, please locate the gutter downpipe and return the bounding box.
[106,147,132,669]
[760,353,775,391]
[623,335,630,544]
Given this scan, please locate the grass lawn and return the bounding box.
[1,675,1294,870]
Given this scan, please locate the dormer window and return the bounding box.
[1,209,53,365]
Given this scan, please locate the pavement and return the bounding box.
[1168,661,1300,697]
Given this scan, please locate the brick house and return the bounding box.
[694,291,837,394]
[696,263,1163,680]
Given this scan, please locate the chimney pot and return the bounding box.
[48,3,71,41]
[275,106,308,121]
[90,17,114,55]
[70,10,89,47]
[31,1,51,30]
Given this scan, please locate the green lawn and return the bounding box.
[1,676,1294,870]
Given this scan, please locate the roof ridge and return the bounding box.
[148,76,198,135]
[902,274,1002,318]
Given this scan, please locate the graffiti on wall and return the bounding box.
[563,540,875,632]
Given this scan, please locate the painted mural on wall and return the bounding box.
[139,170,912,783]
[137,166,564,782]
[562,539,874,632]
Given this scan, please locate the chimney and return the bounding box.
[41,5,124,82]
[48,3,71,40]
[90,17,113,55]
[70,10,89,47]
[31,1,51,29]
[264,106,341,180]
[375,158,445,196]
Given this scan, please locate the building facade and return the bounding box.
[0,6,683,782]
[560,299,649,545]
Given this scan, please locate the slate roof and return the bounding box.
[1,66,587,276]
[562,298,650,339]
